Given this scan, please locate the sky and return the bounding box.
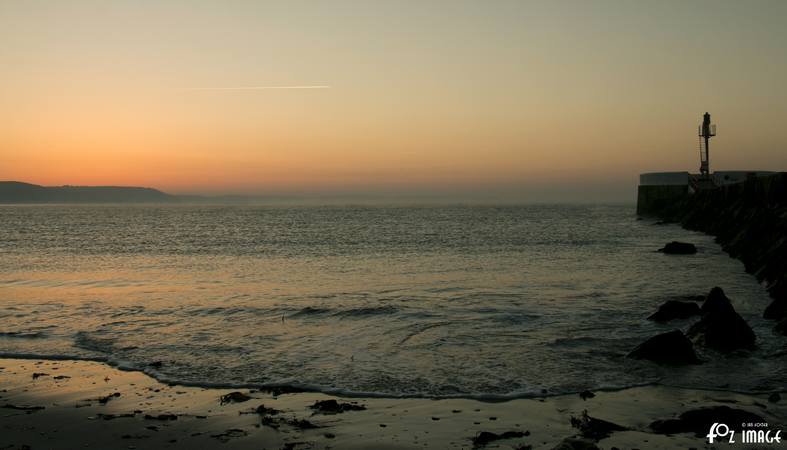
[1,0,786,202]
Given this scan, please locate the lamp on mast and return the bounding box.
[698,112,716,179]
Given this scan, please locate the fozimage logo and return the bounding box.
[707,422,782,445]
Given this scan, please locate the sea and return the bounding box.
[0,204,784,399]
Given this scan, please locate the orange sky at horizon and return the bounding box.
[2,1,786,201]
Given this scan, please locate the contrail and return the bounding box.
[179,85,331,91]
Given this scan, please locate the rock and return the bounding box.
[658,241,697,254]
[255,404,280,415]
[98,392,121,404]
[650,406,764,436]
[144,414,178,421]
[647,300,701,322]
[210,429,247,443]
[148,361,163,369]
[286,418,319,429]
[120,433,147,440]
[687,287,756,352]
[700,287,733,314]
[259,415,279,429]
[774,318,787,336]
[579,390,595,400]
[97,413,135,420]
[551,437,600,450]
[768,393,781,403]
[219,391,251,405]
[471,431,526,448]
[764,296,787,320]
[309,399,366,414]
[1,403,45,412]
[569,410,627,440]
[647,174,787,341]
[627,330,700,365]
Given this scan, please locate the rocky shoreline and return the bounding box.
[643,173,787,335]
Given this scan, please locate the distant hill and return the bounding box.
[0,181,176,203]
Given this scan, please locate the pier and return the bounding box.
[637,112,774,215]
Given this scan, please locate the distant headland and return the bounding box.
[0,181,177,203]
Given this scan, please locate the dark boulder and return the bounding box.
[647,300,701,322]
[219,391,251,405]
[471,430,525,448]
[766,281,787,313]
[658,241,697,254]
[764,296,787,320]
[687,287,756,352]
[774,318,787,336]
[627,330,700,365]
[551,437,600,450]
[255,404,280,415]
[701,286,733,314]
[650,406,764,436]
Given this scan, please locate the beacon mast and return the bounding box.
[698,112,716,179]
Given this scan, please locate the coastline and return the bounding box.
[643,172,787,316]
[2,358,784,449]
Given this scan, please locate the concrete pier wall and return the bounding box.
[636,184,688,216]
[639,172,689,186]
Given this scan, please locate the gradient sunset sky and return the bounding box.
[2,1,786,201]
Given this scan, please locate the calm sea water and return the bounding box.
[0,204,784,398]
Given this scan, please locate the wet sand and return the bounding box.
[0,358,783,449]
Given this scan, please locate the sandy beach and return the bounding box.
[1,357,783,449]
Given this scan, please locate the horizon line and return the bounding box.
[178,85,332,91]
